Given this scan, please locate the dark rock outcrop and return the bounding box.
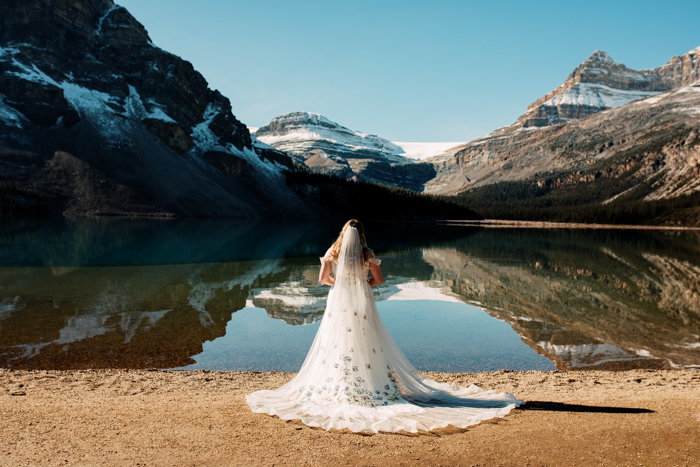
[142,119,193,153]
[202,151,248,178]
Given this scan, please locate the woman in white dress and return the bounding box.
[247,219,522,433]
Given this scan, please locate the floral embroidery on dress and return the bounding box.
[295,351,401,407]
[298,244,402,407]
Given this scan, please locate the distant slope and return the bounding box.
[254,112,464,191]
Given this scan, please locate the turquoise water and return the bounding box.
[178,300,553,373]
[1,218,698,372]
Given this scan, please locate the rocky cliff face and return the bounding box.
[516,47,700,129]
[428,80,700,215]
[0,0,310,217]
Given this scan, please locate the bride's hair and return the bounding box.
[329,219,371,261]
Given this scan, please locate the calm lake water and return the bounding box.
[1,218,699,372]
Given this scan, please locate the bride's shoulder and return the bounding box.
[320,247,337,264]
[365,248,381,265]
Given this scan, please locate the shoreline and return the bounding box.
[2,369,698,466]
[442,219,700,231]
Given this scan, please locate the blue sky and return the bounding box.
[117,0,700,142]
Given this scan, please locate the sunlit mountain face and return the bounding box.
[0,219,698,371]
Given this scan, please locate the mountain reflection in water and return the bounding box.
[0,218,698,371]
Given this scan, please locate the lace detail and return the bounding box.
[319,248,336,265]
[367,250,381,266]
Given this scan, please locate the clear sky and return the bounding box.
[117,0,700,142]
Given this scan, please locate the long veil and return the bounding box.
[247,227,522,433]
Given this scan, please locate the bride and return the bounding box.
[247,219,522,433]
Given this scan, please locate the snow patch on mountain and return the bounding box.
[541,82,659,110]
[95,5,121,37]
[254,112,467,164]
[124,85,176,123]
[393,142,465,160]
[192,105,284,177]
[6,52,130,142]
[255,111,408,162]
[0,96,24,128]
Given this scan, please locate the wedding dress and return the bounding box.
[246,227,522,433]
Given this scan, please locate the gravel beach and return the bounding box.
[1,369,698,466]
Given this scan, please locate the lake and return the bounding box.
[1,217,698,372]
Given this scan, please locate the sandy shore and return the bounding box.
[1,369,699,466]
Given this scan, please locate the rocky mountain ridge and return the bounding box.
[254,111,463,191]
[436,79,700,225]
[514,47,700,129]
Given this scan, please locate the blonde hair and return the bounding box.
[328,219,371,261]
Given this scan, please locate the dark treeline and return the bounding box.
[285,171,482,221]
[0,182,46,216]
[454,179,700,226]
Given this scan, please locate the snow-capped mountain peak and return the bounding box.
[517,46,700,128]
[256,111,405,158]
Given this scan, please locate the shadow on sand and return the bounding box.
[521,401,654,414]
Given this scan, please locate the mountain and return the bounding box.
[416,47,700,225]
[0,0,478,221]
[516,48,700,129]
[426,47,700,194]
[255,48,700,226]
[0,0,309,218]
[255,111,407,164]
[424,75,700,192]
[438,80,700,225]
[254,112,463,191]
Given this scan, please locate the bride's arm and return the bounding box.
[319,261,335,286]
[368,263,383,287]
